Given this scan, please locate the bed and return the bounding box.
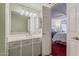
[52,32,67,45]
[51,32,66,56]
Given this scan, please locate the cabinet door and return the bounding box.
[8,41,20,56]
[8,47,20,56]
[22,44,32,56]
[33,43,41,56]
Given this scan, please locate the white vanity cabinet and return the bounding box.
[8,38,42,56]
[6,4,42,56]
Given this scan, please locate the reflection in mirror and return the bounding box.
[10,4,42,35]
[11,11,30,34]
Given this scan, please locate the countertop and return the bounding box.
[8,33,42,42]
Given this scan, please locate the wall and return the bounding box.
[0,3,5,55]
[51,16,67,32]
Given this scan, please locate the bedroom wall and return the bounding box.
[51,16,67,32]
[51,3,66,32]
[0,3,5,55]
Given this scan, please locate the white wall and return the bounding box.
[51,16,67,32]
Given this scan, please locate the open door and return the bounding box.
[67,3,79,56]
[42,6,51,56]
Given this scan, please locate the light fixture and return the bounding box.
[33,13,37,17]
[29,12,33,16]
[20,10,25,16]
[25,11,29,16]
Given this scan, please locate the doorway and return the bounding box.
[50,3,67,56]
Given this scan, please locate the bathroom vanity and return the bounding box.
[6,4,42,56]
[8,34,42,56]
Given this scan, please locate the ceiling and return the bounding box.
[21,3,54,12]
[20,3,66,18]
[51,3,66,18]
[22,3,43,12]
[22,3,66,18]
[21,3,54,17]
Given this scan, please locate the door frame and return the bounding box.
[5,3,10,56]
[42,3,70,56]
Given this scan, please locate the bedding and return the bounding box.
[52,32,66,45]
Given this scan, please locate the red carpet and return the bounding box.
[50,42,66,56]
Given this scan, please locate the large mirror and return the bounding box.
[11,11,30,34]
[10,4,42,35]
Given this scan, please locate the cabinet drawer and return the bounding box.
[9,41,20,48]
[22,39,32,45]
[33,38,41,43]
